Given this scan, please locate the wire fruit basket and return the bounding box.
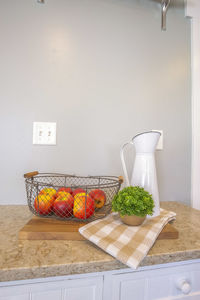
[24,171,123,222]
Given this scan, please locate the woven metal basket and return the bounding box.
[24,171,123,222]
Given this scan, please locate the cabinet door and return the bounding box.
[0,276,103,300]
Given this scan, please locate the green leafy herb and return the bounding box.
[112,186,154,217]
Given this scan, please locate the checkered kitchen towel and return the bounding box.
[79,208,176,269]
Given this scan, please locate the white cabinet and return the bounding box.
[110,261,200,300]
[0,276,103,300]
[1,260,200,300]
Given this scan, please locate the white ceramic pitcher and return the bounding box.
[120,131,161,217]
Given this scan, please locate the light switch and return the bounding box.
[33,122,56,145]
[152,130,163,150]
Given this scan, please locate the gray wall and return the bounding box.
[0,0,191,205]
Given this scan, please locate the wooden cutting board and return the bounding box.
[18,216,179,241]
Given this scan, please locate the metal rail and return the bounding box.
[161,0,171,31]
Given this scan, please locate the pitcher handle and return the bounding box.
[120,141,133,186]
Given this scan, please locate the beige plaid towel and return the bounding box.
[79,208,176,269]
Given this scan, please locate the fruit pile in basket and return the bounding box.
[34,187,106,219]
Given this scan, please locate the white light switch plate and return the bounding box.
[152,130,163,150]
[33,122,56,145]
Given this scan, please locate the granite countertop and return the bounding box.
[1,202,200,282]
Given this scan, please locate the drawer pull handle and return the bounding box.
[176,278,191,294]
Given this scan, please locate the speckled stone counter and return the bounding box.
[0,202,200,282]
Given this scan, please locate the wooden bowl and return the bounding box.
[120,214,146,226]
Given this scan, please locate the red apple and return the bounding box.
[53,192,74,218]
[54,190,72,200]
[57,187,73,194]
[72,188,86,197]
[34,192,55,215]
[38,188,57,197]
[73,193,95,219]
[89,189,106,209]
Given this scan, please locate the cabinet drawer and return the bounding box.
[111,262,200,300]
